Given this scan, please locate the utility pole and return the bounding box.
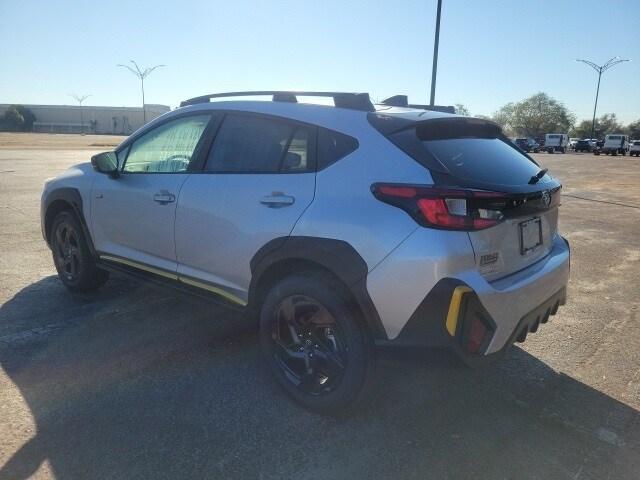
[117,60,165,124]
[69,93,91,135]
[429,0,443,106]
[576,57,630,139]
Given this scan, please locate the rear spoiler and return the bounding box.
[369,113,502,137]
[381,95,456,114]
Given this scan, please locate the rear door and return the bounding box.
[419,135,561,280]
[375,117,562,281]
[174,113,316,304]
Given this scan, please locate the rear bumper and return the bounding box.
[367,229,570,355]
[460,234,570,353]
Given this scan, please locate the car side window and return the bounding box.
[317,127,358,170]
[205,114,311,173]
[123,114,211,173]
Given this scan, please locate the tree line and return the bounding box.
[0,105,36,132]
[457,93,640,140]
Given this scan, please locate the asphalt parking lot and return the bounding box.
[0,133,639,479]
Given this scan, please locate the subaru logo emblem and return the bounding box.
[541,190,551,206]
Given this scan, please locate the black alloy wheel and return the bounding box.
[50,210,108,292]
[270,295,347,396]
[53,220,82,282]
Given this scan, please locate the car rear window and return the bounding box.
[421,137,541,186]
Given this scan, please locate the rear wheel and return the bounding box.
[259,273,374,413]
[51,211,108,292]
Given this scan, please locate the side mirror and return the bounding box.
[91,151,119,178]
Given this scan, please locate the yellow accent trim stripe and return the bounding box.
[99,254,247,306]
[178,276,247,306]
[445,286,472,336]
[99,255,178,280]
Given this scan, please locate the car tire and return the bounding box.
[50,210,109,293]
[259,272,374,414]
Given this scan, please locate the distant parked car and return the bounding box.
[594,134,629,156]
[569,138,579,150]
[574,139,591,152]
[629,140,640,157]
[515,137,540,153]
[545,133,569,153]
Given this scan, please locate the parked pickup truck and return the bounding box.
[594,134,629,156]
[545,133,569,153]
[630,140,640,157]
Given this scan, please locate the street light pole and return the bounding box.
[117,60,165,125]
[576,57,630,139]
[69,93,91,135]
[429,0,443,106]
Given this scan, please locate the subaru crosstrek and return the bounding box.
[41,91,570,412]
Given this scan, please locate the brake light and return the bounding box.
[372,184,506,231]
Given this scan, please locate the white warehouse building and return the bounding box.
[0,103,171,135]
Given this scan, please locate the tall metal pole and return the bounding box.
[141,77,146,124]
[576,57,630,139]
[117,60,165,125]
[429,0,443,106]
[69,94,91,135]
[590,71,602,140]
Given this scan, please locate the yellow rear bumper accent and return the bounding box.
[445,286,472,336]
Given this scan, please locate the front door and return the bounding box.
[91,113,212,274]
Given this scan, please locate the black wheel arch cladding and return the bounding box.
[249,236,388,340]
[43,187,96,256]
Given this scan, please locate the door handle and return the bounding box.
[260,193,295,208]
[153,191,176,204]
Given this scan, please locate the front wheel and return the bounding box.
[259,273,374,413]
[50,211,109,292]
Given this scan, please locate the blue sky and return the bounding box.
[1,0,638,123]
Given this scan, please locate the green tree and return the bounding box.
[454,104,470,116]
[625,119,640,139]
[492,93,575,139]
[0,105,36,132]
[572,113,623,139]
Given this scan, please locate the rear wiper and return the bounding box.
[528,168,548,184]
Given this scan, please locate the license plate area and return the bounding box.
[519,217,542,255]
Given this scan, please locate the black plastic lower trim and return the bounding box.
[381,279,567,366]
[249,236,388,340]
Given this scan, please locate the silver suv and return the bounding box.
[41,91,570,412]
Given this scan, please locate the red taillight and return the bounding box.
[466,316,487,353]
[372,183,505,231]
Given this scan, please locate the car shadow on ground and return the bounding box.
[0,275,638,479]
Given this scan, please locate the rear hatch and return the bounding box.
[369,112,562,281]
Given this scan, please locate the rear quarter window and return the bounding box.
[317,128,358,170]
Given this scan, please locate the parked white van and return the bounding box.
[545,134,569,153]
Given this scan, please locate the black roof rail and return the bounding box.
[381,95,456,114]
[180,91,374,111]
